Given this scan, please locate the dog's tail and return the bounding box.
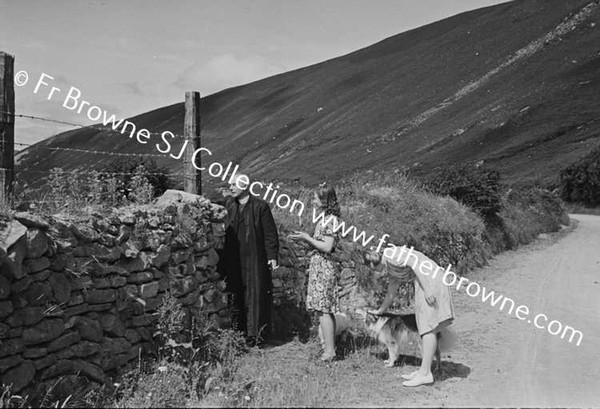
[438,326,457,352]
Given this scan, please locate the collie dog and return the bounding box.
[361,310,455,370]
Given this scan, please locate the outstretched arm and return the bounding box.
[367,258,401,314]
[289,232,335,253]
[373,276,402,314]
[288,215,337,253]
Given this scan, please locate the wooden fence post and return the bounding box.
[183,91,201,195]
[0,52,15,206]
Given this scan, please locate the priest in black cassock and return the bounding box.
[218,174,279,346]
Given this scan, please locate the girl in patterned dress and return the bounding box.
[288,185,341,361]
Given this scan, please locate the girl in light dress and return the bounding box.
[365,244,455,386]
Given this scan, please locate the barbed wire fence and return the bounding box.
[0,53,203,208]
[4,113,185,206]
[6,112,185,182]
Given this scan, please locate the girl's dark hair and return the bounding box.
[316,185,341,217]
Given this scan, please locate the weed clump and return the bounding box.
[425,163,503,222]
[12,158,175,215]
[109,292,246,408]
[558,146,600,207]
[497,186,569,249]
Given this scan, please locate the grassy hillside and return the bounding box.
[15,0,600,196]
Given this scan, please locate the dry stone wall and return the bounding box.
[0,190,228,398]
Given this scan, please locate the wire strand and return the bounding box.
[12,168,186,177]
[3,111,195,157]
[17,144,166,157]
[9,141,165,157]
[4,111,186,138]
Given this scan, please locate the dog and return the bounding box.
[360,309,455,370]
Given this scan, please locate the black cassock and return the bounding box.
[218,195,279,339]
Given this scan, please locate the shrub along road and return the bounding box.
[214,214,600,407]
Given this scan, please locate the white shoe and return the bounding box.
[402,373,434,387]
[400,370,419,380]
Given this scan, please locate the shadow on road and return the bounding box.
[372,352,471,381]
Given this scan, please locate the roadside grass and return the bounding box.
[90,327,390,408]
[198,333,393,408]
[273,170,488,276]
[273,169,571,282]
[109,360,202,408]
[498,187,570,249]
[340,171,489,274]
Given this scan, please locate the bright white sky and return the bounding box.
[0,0,509,146]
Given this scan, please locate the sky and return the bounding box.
[0,0,510,147]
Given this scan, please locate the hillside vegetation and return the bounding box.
[14,0,600,196]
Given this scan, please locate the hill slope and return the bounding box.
[15,0,600,194]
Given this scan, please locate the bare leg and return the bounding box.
[320,312,336,360]
[418,332,436,376]
[402,332,436,386]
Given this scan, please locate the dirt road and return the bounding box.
[448,214,600,408]
[215,215,600,407]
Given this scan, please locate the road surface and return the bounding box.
[440,214,600,407]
